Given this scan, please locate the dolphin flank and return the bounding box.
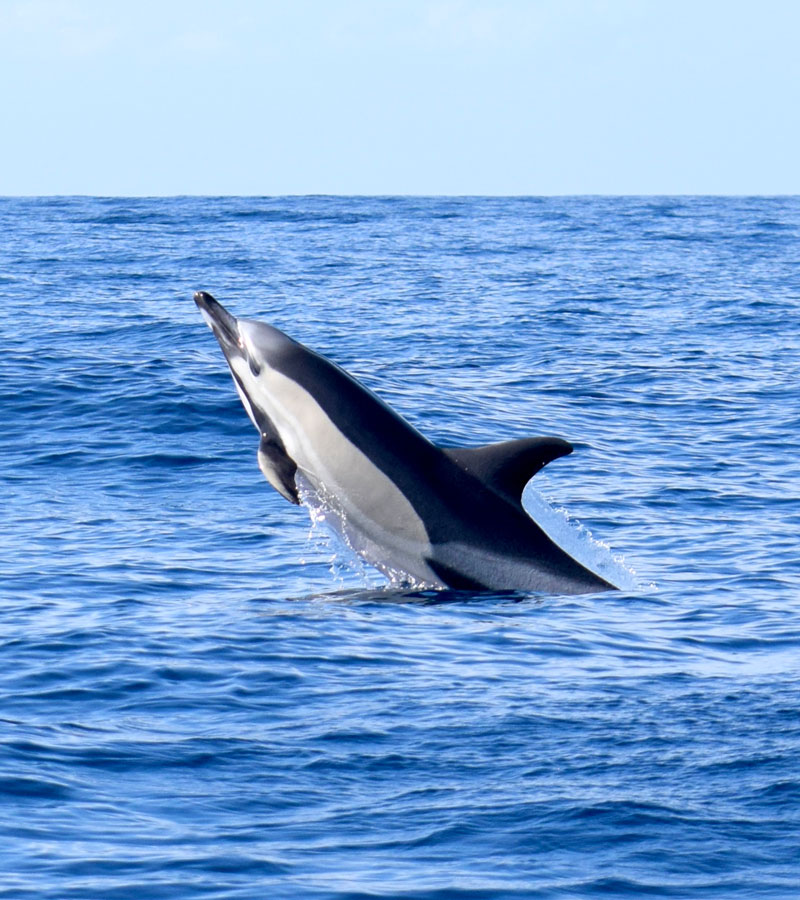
[194,291,616,594]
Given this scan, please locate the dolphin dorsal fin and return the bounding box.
[443,436,573,504]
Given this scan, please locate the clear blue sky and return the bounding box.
[2,0,799,195]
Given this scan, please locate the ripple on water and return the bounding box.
[1,196,800,899]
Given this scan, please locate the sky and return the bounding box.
[1,0,799,195]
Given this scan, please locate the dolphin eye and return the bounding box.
[249,357,261,377]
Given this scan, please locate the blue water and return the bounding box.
[2,196,799,899]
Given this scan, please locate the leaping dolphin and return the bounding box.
[195,291,616,594]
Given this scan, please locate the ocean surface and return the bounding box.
[1,195,799,899]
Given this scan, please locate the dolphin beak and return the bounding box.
[194,291,241,353]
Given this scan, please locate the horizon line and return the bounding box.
[2,192,799,200]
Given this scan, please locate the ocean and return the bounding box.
[1,195,799,898]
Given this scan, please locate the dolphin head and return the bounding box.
[194,290,296,433]
[195,290,305,504]
[194,290,294,375]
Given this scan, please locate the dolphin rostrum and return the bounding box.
[195,291,616,594]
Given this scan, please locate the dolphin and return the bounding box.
[195,291,616,594]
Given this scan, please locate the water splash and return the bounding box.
[297,478,442,592]
[297,470,642,595]
[299,486,384,589]
[299,477,640,595]
[522,484,642,591]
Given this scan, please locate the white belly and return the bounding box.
[247,364,442,586]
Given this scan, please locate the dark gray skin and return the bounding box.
[195,291,616,594]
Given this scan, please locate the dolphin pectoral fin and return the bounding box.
[443,436,573,504]
[257,435,300,504]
